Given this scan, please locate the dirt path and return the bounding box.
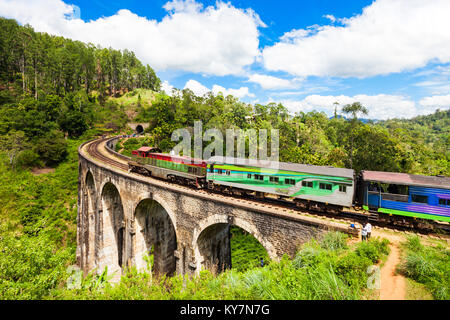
[369,230,406,300]
[379,241,406,300]
[31,167,55,175]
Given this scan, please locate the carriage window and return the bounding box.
[217,169,223,174]
[226,170,231,176]
[339,185,347,193]
[411,194,428,204]
[285,179,296,185]
[247,174,252,179]
[302,181,313,188]
[438,198,449,206]
[319,183,332,190]
[254,174,264,181]
[269,176,279,183]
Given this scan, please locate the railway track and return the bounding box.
[86,137,129,171]
[84,136,450,237]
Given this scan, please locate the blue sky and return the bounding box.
[1,0,449,119]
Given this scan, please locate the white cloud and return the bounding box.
[183,80,253,99]
[323,14,336,23]
[161,80,175,95]
[414,81,450,95]
[247,74,301,90]
[262,0,450,78]
[278,94,448,120]
[413,65,450,94]
[184,79,210,96]
[419,94,450,109]
[212,85,255,99]
[0,0,265,76]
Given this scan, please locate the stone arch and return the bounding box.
[230,216,278,261]
[83,170,97,272]
[192,215,277,274]
[98,182,125,279]
[133,197,177,276]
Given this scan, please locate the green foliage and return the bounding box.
[0,233,73,299]
[57,110,88,138]
[48,232,391,300]
[0,136,90,299]
[0,18,161,97]
[319,231,349,251]
[398,236,449,300]
[229,227,269,272]
[355,237,390,263]
[16,149,43,169]
[33,130,68,166]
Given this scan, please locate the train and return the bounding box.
[128,146,450,228]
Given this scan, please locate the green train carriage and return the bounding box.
[206,156,355,209]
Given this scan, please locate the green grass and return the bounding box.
[405,278,434,300]
[0,135,93,300]
[48,233,391,300]
[398,235,450,300]
[110,88,157,108]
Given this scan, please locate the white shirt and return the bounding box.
[366,223,372,233]
[361,227,367,236]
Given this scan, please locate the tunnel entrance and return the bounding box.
[134,199,177,276]
[135,124,144,134]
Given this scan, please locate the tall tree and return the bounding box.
[342,102,369,169]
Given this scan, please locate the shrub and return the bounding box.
[405,235,423,252]
[0,234,73,299]
[335,252,372,289]
[401,252,436,281]
[398,236,449,300]
[355,237,390,263]
[34,130,68,166]
[16,149,43,169]
[292,242,324,269]
[319,231,348,251]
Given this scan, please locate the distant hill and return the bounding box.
[329,115,378,123]
[378,109,449,133]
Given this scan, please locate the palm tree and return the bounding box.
[342,102,369,169]
[333,101,339,119]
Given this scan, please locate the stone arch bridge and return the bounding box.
[77,137,358,279]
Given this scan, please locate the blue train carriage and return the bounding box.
[206,156,355,209]
[360,170,450,223]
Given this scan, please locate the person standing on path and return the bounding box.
[361,223,368,241]
[366,221,372,240]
